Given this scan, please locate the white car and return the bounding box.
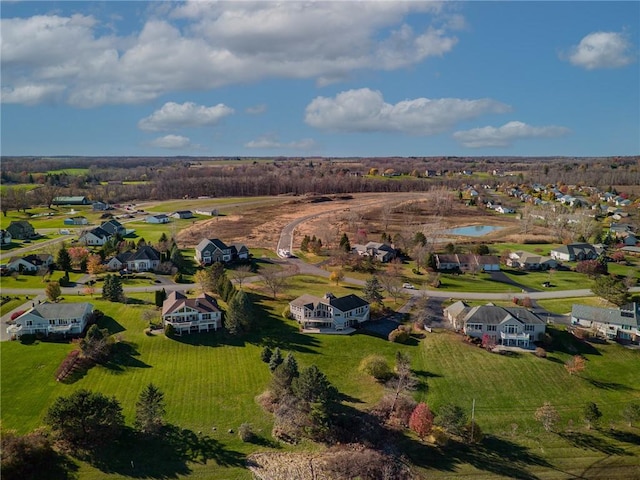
[402,283,415,289]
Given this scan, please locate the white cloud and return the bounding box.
[245,104,267,115]
[565,31,634,69]
[138,102,234,131]
[453,121,570,148]
[148,134,192,149]
[1,83,65,105]
[245,135,316,150]
[305,88,510,135]
[1,3,460,106]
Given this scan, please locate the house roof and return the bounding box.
[21,302,92,321]
[444,300,469,320]
[209,238,229,250]
[463,305,545,326]
[173,210,192,215]
[290,293,368,313]
[101,219,123,235]
[162,291,219,316]
[477,255,500,265]
[116,246,161,264]
[7,220,34,231]
[572,303,639,328]
[552,243,596,256]
[148,214,168,219]
[436,254,458,264]
[83,226,110,239]
[512,251,555,264]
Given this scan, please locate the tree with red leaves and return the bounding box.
[409,402,434,440]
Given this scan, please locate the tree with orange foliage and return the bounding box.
[86,254,105,276]
[564,354,586,376]
[409,402,434,440]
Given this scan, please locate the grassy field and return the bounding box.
[435,273,521,293]
[0,295,29,316]
[1,284,639,479]
[503,268,595,291]
[536,297,617,315]
[143,197,285,214]
[0,271,85,289]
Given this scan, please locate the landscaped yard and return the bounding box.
[435,272,521,293]
[0,270,85,289]
[502,268,595,291]
[2,285,638,479]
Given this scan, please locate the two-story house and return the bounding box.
[79,226,111,246]
[7,302,93,339]
[195,238,249,265]
[550,243,599,262]
[6,221,35,240]
[289,292,370,332]
[444,302,546,348]
[162,291,222,335]
[571,302,640,343]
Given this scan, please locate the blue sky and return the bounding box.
[1,1,638,157]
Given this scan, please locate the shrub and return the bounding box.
[430,426,450,446]
[388,328,410,343]
[164,324,175,338]
[173,272,184,283]
[55,350,80,382]
[359,355,392,382]
[535,347,547,358]
[238,423,255,442]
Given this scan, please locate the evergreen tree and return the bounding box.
[135,383,166,435]
[80,324,112,363]
[362,275,384,305]
[293,365,337,405]
[269,347,283,372]
[413,231,427,247]
[339,233,351,252]
[56,245,72,272]
[102,274,124,302]
[226,289,253,334]
[583,402,602,429]
[300,235,310,252]
[271,353,299,396]
[261,346,273,363]
[170,245,186,271]
[44,389,124,449]
[155,288,167,308]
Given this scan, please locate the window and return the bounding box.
[486,325,497,331]
[524,325,535,332]
[467,323,483,331]
[505,325,518,334]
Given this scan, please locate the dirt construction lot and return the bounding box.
[176,192,528,251]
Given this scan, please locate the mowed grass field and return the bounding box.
[2,278,639,479]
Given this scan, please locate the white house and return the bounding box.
[79,227,110,246]
[507,251,557,270]
[7,254,54,272]
[289,293,370,332]
[0,229,12,244]
[145,214,170,224]
[162,291,222,335]
[7,302,93,339]
[170,210,194,219]
[106,246,161,272]
[495,205,515,214]
[444,303,546,348]
[571,303,640,343]
[550,243,599,262]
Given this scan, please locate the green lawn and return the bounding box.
[0,295,29,316]
[502,268,594,291]
[0,271,85,289]
[435,273,520,293]
[537,296,616,315]
[489,242,562,256]
[0,206,104,230]
[2,288,639,479]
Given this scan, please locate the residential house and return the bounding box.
[7,253,54,273]
[79,226,111,246]
[435,254,500,272]
[106,246,161,272]
[146,214,170,224]
[495,205,515,214]
[92,201,112,211]
[0,229,12,245]
[100,219,126,237]
[550,243,599,262]
[351,242,396,262]
[194,208,219,216]
[194,238,249,265]
[162,291,222,335]
[170,210,194,219]
[507,251,557,270]
[444,303,546,348]
[571,303,640,344]
[289,292,370,332]
[6,221,35,240]
[7,302,93,339]
[64,216,88,225]
[52,196,89,206]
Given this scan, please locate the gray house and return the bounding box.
[352,242,396,262]
[289,293,370,332]
[7,302,93,338]
[550,243,599,262]
[444,302,546,348]
[571,303,640,343]
[6,221,35,240]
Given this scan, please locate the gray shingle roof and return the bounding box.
[571,303,639,328]
[463,305,544,325]
[30,302,92,320]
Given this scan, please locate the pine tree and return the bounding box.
[261,346,273,363]
[56,245,72,272]
[226,289,253,334]
[135,383,166,435]
[583,402,602,429]
[300,235,310,252]
[293,365,337,405]
[271,353,299,396]
[339,233,351,252]
[362,275,384,305]
[269,347,283,372]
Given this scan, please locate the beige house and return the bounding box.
[162,292,222,335]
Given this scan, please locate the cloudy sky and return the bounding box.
[1,1,638,157]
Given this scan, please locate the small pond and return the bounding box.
[447,225,504,237]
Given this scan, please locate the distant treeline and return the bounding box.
[1,155,639,204]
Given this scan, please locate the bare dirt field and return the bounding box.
[176,192,539,252]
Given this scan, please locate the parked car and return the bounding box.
[402,283,415,289]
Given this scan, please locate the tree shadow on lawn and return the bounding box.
[406,435,553,480]
[605,428,640,446]
[97,314,126,335]
[558,431,630,456]
[87,425,245,478]
[546,328,601,356]
[585,377,634,391]
[103,341,151,372]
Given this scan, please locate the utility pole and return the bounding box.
[470,398,476,442]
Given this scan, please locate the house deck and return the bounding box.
[301,327,355,335]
